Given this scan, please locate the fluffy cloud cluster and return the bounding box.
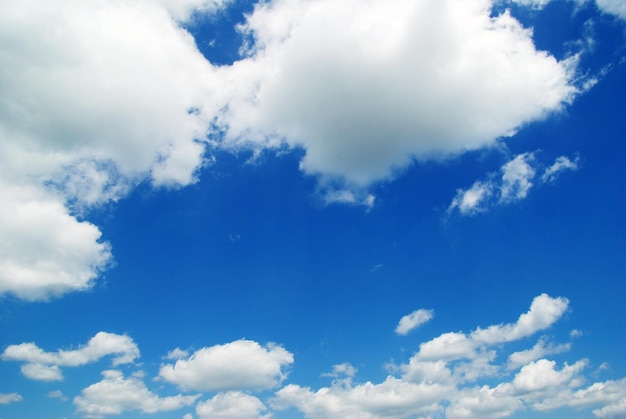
[74,370,198,418]
[272,294,626,418]
[2,298,625,418]
[0,0,585,300]
[448,153,580,215]
[1,332,139,381]
[159,339,294,392]
[222,0,578,187]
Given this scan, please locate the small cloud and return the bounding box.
[166,348,190,360]
[541,155,580,183]
[570,329,584,338]
[448,152,580,217]
[47,390,68,402]
[395,309,435,336]
[0,393,22,404]
[368,264,384,274]
[322,363,357,379]
[323,189,376,209]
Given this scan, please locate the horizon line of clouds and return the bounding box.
[447,152,581,216]
[3,293,625,418]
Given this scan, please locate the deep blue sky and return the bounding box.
[1,1,625,418]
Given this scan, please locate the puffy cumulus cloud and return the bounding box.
[1,332,139,381]
[221,0,578,187]
[0,0,229,301]
[0,393,22,404]
[395,308,435,336]
[74,370,198,418]
[159,339,294,392]
[0,180,112,301]
[274,294,626,418]
[196,392,272,419]
[448,153,580,215]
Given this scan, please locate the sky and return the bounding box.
[0,0,625,418]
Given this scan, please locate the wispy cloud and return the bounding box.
[448,153,580,216]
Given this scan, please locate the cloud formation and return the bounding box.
[222,0,578,187]
[74,370,198,418]
[1,332,139,381]
[395,308,435,336]
[0,0,586,301]
[159,339,294,392]
[448,153,580,215]
[196,392,272,419]
[0,392,22,404]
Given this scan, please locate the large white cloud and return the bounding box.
[0,0,228,301]
[220,0,578,186]
[1,332,139,381]
[74,370,198,418]
[159,339,294,392]
[0,0,586,301]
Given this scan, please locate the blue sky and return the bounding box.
[0,0,625,418]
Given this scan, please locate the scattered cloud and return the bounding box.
[448,153,580,216]
[395,309,435,336]
[507,338,572,370]
[74,370,198,418]
[0,393,22,404]
[196,392,272,419]
[159,339,294,392]
[274,294,626,418]
[322,363,358,379]
[541,155,581,183]
[47,390,68,402]
[1,332,139,381]
[595,0,626,20]
[166,348,190,360]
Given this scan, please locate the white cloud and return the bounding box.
[507,338,571,370]
[471,293,569,344]
[166,348,190,360]
[0,0,587,301]
[500,153,536,202]
[2,332,139,381]
[322,363,358,379]
[595,0,626,20]
[273,378,451,419]
[0,180,112,301]
[274,294,626,418]
[448,153,580,215]
[0,393,22,404]
[159,339,294,392]
[395,308,435,336]
[47,390,68,402]
[74,370,198,418]
[196,392,272,419]
[0,0,225,301]
[448,181,494,216]
[221,0,578,187]
[542,155,580,182]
